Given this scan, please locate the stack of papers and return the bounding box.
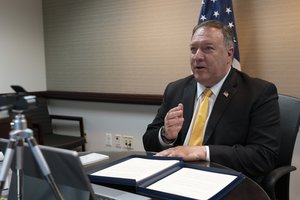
[79,153,109,166]
[0,152,11,196]
[0,152,4,161]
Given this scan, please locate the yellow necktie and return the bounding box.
[189,88,212,146]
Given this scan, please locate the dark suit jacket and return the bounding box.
[143,67,280,179]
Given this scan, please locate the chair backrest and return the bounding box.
[277,94,300,167]
[276,94,300,199]
[0,117,12,139]
[24,97,53,136]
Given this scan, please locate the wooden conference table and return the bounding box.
[84,151,270,200]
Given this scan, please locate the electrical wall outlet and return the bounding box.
[105,133,112,146]
[115,134,122,148]
[123,135,133,150]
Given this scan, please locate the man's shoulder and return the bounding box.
[233,68,276,88]
[162,75,196,98]
[230,69,278,101]
[168,74,195,87]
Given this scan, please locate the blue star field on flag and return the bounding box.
[199,0,240,70]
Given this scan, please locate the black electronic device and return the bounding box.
[0,93,36,113]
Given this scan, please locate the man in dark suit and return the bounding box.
[143,20,280,181]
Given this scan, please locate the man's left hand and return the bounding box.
[155,146,206,161]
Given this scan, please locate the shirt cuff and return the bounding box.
[205,146,210,161]
[159,127,175,147]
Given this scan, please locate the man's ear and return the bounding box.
[227,47,234,64]
[228,47,234,57]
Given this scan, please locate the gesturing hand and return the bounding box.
[163,103,184,140]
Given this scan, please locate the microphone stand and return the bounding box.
[0,112,64,200]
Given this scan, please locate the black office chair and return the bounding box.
[261,94,300,200]
[26,97,86,151]
[10,85,86,151]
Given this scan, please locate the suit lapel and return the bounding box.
[203,68,239,144]
[181,79,197,141]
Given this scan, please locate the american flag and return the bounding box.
[199,0,240,70]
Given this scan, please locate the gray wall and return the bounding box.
[0,0,46,93]
[47,99,159,152]
[43,0,300,99]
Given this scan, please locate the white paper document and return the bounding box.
[0,152,4,161]
[0,154,12,196]
[80,153,109,166]
[147,167,237,200]
[91,157,180,182]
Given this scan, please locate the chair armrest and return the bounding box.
[49,114,85,138]
[261,165,297,199]
[50,114,83,121]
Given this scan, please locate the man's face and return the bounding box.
[190,27,233,87]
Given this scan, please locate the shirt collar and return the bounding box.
[196,67,231,99]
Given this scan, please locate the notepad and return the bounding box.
[79,153,109,166]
